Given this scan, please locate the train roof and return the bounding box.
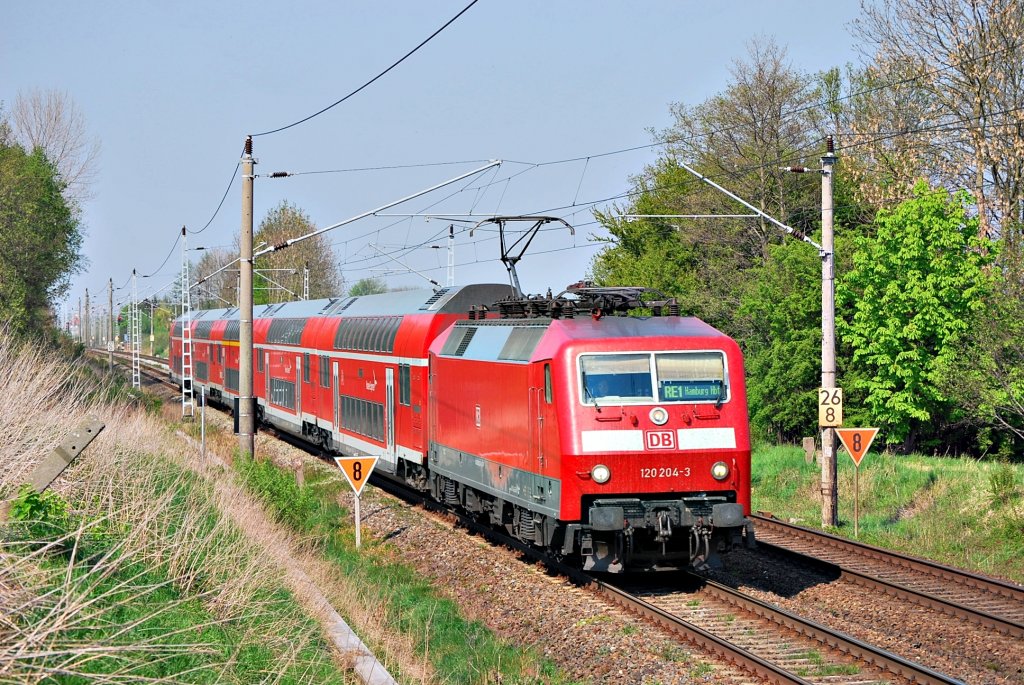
[549,315,727,340]
[436,315,732,363]
[173,283,513,323]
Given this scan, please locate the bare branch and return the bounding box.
[11,88,101,206]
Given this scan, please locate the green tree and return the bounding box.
[251,201,342,305]
[941,246,1024,457]
[591,38,828,331]
[840,182,997,451]
[736,239,822,441]
[0,134,84,332]
[347,277,387,297]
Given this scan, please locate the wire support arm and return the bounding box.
[254,160,502,259]
[677,161,823,252]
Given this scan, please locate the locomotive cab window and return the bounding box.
[656,351,727,403]
[580,354,653,403]
[579,351,728,405]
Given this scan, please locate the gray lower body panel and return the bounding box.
[429,442,560,519]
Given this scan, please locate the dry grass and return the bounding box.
[0,334,105,492]
[0,335,353,683]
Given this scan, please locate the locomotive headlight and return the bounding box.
[711,461,730,481]
[591,464,611,484]
[649,406,669,426]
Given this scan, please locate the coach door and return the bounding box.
[381,368,397,473]
[332,361,340,432]
[264,351,270,401]
[295,354,302,416]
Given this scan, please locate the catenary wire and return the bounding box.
[189,160,241,234]
[107,35,1024,301]
[250,0,482,137]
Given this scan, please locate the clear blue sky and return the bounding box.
[3,1,864,315]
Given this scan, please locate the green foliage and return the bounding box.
[940,243,1024,458]
[737,240,821,441]
[839,182,997,450]
[3,450,348,679]
[590,40,830,334]
[347,277,387,297]
[988,463,1021,507]
[9,484,70,525]
[0,138,84,333]
[235,453,344,533]
[751,444,1024,582]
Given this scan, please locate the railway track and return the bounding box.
[370,478,964,684]
[753,514,1024,638]
[605,573,965,685]
[103,351,969,684]
[367,477,967,683]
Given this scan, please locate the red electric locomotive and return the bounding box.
[170,282,753,571]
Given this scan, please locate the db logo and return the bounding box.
[645,430,675,450]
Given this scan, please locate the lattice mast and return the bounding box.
[180,227,195,417]
[130,270,141,388]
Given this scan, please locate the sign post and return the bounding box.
[333,456,379,548]
[835,428,879,538]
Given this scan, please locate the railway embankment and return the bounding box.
[752,444,1024,584]
[18,341,1024,684]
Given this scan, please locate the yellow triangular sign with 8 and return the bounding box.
[835,428,879,466]
[333,456,379,496]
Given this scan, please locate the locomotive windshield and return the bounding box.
[580,351,727,404]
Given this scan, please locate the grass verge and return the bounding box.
[752,444,1024,582]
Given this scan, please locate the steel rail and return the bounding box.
[365,479,815,685]
[753,514,1024,602]
[369,477,959,685]
[676,574,966,685]
[759,539,1024,638]
[593,581,813,685]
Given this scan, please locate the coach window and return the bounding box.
[399,364,410,406]
[257,348,264,372]
[544,363,552,404]
[371,318,383,351]
[303,352,310,383]
[320,355,330,388]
